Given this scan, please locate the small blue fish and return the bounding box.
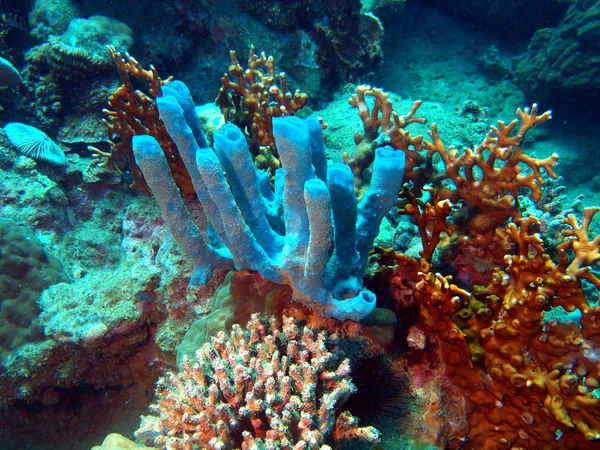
[1,13,28,32]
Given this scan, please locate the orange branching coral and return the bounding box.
[425,104,559,245]
[464,215,600,448]
[558,207,600,288]
[215,46,309,173]
[100,47,196,195]
[555,209,600,344]
[399,213,600,449]
[397,185,454,262]
[344,85,425,197]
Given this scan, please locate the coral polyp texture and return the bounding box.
[135,314,379,449]
[374,208,600,449]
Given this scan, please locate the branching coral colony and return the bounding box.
[100,46,309,192]
[216,46,309,176]
[135,315,380,449]
[362,89,600,448]
[97,46,200,195]
[100,45,600,449]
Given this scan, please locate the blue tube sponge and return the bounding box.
[135,80,405,321]
[132,134,233,285]
[212,124,284,260]
[356,146,406,262]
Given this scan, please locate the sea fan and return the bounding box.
[3,123,67,165]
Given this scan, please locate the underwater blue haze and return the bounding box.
[0,1,600,449]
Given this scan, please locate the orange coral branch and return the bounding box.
[427,104,558,206]
[558,207,600,289]
[215,46,308,150]
[398,186,454,261]
[101,47,199,195]
[345,85,425,198]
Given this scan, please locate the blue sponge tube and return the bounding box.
[213,124,284,259]
[356,146,405,263]
[132,134,233,285]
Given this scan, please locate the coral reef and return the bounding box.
[176,271,293,366]
[238,0,320,30]
[361,99,600,447]
[56,16,133,64]
[57,112,111,145]
[0,150,70,239]
[136,314,379,449]
[167,0,211,33]
[340,89,557,258]
[408,212,600,449]
[176,269,399,366]
[1,2,599,448]
[0,199,202,408]
[365,0,407,24]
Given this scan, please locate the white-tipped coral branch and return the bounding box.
[135,314,379,449]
